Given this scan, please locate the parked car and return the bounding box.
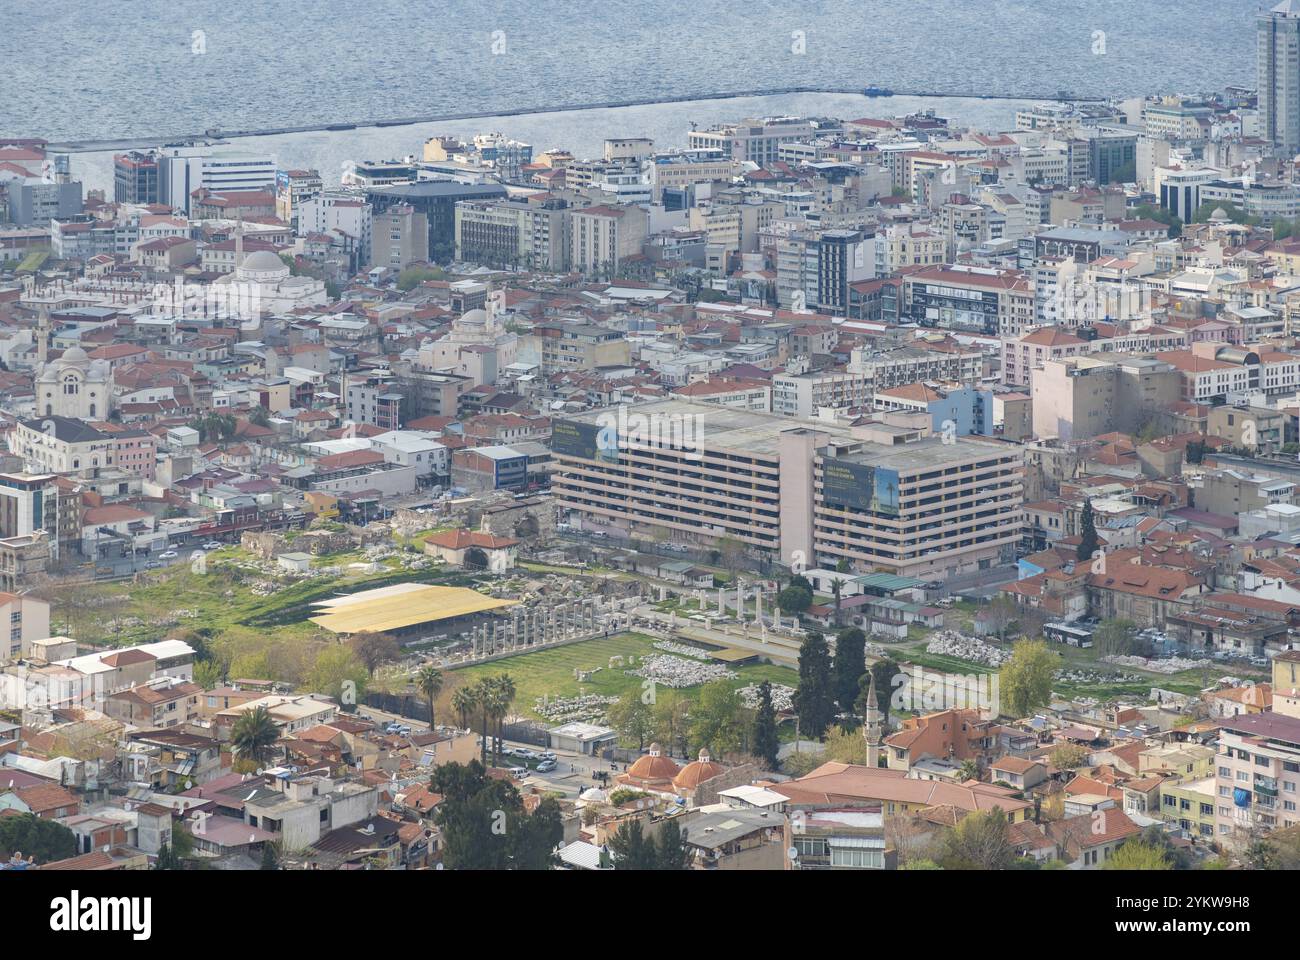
[515,748,539,760]
[536,759,557,773]
[540,751,556,761]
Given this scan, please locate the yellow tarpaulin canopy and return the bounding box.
[309,583,517,634]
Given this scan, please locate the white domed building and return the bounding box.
[213,246,329,318]
[35,345,112,419]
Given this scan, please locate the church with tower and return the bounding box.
[33,306,113,420]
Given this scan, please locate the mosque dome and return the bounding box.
[59,345,89,365]
[239,249,290,275]
[626,743,680,782]
[673,748,724,789]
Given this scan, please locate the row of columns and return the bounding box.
[466,597,609,659]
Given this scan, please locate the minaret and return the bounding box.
[234,217,245,273]
[863,670,885,769]
[36,303,50,367]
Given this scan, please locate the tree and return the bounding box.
[608,818,659,869]
[830,579,843,627]
[752,680,780,770]
[820,725,868,764]
[1077,500,1099,562]
[349,632,401,676]
[984,595,1019,641]
[1049,743,1089,770]
[465,675,516,766]
[655,817,690,870]
[937,809,1013,870]
[1103,839,1171,870]
[417,665,444,727]
[999,639,1056,718]
[431,760,562,869]
[777,584,812,615]
[260,841,279,871]
[607,689,656,751]
[1094,619,1151,658]
[956,758,980,783]
[193,660,222,690]
[833,628,867,717]
[652,690,692,757]
[308,645,368,707]
[154,842,180,871]
[793,631,836,739]
[451,685,477,730]
[0,813,76,864]
[714,537,747,574]
[486,674,517,766]
[690,681,747,755]
[230,704,279,767]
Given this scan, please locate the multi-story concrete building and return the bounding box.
[568,204,649,277]
[370,203,429,272]
[276,168,323,227]
[1156,343,1300,403]
[650,150,739,201]
[813,433,1023,579]
[158,147,277,214]
[1214,710,1300,846]
[552,400,1022,577]
[366,181,507,262]
[6,178,82,226]
[1258,0,1300,156]
[687,117,817,166]
[772,345,983,419]
[454,195,568,270]
[552,401,850,562]
[526,322,631,375]
[0,592,50,664]
[1031,355,1181,441]
[901,264,1034,338]
[298,192,373,271]
[113,151,159,205]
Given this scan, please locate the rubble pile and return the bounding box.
[737,683,795,711]
[627,654,737,688]
[925,631,1010,667]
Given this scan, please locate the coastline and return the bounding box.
[45,86,1104,154]
[59,90,1060,195]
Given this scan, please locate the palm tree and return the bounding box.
[488,674,516,766]
[956,758,980,783]
[231,705,278,767]
[417,666,444,729]
[472,679,495,764]
[831,579,843,628]
[451,685,476,732]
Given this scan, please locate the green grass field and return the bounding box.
[449,632,798,719]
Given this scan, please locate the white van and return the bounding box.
[509,766,528,780]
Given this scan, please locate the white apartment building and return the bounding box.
[159,147,277,214]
